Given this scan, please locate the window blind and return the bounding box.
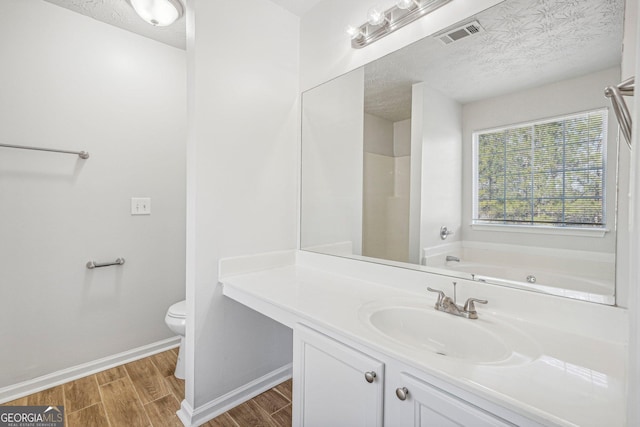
[474,109,607,227]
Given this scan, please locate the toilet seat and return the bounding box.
[167,300,186,319]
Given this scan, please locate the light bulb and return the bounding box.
[130,0,183,27]
[367,6,386,26]
[345,25,363,39]
[396,0,418,9]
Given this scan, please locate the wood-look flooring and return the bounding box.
[2,348,293,427]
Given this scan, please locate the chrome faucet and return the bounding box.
[445,255,460,262]
[427,283,487,320]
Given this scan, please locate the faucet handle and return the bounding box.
[427,287,446,306]
[463,298,488,313]
[440,226,454,240]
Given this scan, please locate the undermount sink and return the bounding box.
[359,299,540,365]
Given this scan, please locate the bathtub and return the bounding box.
[439,261,614,304]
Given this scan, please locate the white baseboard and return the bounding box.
[177,363,292,427]
[0,336,180,404]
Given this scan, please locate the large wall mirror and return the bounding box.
[300,0,627,305]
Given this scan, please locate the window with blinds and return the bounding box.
[473,109,607,228]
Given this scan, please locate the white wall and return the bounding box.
[185,0,298,416]
[363,113,394,259]
[394,119,412,157]
[364,113,394,156]
[390,155,411,262]
[301,69,364,254]
[461,68,621,254]
[363,115,411,262]
[394,120,412,262]
[625,0,639,424]
[390,121,412,263]
[418,85,462,253]
[363,152,395,259]
[409,84,425,263]
[618,0,638,312]
[0,0,186,389]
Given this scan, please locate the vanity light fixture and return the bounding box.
[346,25,365,40]
[348,0,452,48]
[367,6,388,26]
[396,0,419,9]
[130,0,184,27]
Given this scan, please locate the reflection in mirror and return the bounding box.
[300,0,626,305]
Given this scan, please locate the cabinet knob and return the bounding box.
[364,371,377,383]
[396,387,409,401]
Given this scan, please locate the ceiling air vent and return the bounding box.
[437,20,485,45]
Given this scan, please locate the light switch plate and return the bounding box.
[131,197,151,215]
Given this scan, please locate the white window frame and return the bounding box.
[471,109,609,236]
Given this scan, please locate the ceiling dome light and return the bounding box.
[130,0,184,27]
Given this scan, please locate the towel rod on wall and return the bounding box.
[86,258,125,269]
[0,143,89,159]
[605,76,635,149]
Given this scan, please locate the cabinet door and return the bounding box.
[293,325,384,427]
[390,373,514,427]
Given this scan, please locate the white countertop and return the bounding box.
[220,253,627,427]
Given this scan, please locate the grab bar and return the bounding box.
[0,143,89,159]
[86,258,125,269]
[605,77,635,149]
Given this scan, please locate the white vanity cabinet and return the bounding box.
[221,255,627,427]
[293,324,385,427]
[385,370,515,426]
[293,324,541,427]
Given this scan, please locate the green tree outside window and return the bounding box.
[474,109,606,227]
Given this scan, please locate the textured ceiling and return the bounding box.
[43,0,323,50]
[43,0,187,49]
[364,0,625,122]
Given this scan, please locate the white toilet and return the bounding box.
[165,300,186,379]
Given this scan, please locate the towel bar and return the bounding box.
[86,258,125,269]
